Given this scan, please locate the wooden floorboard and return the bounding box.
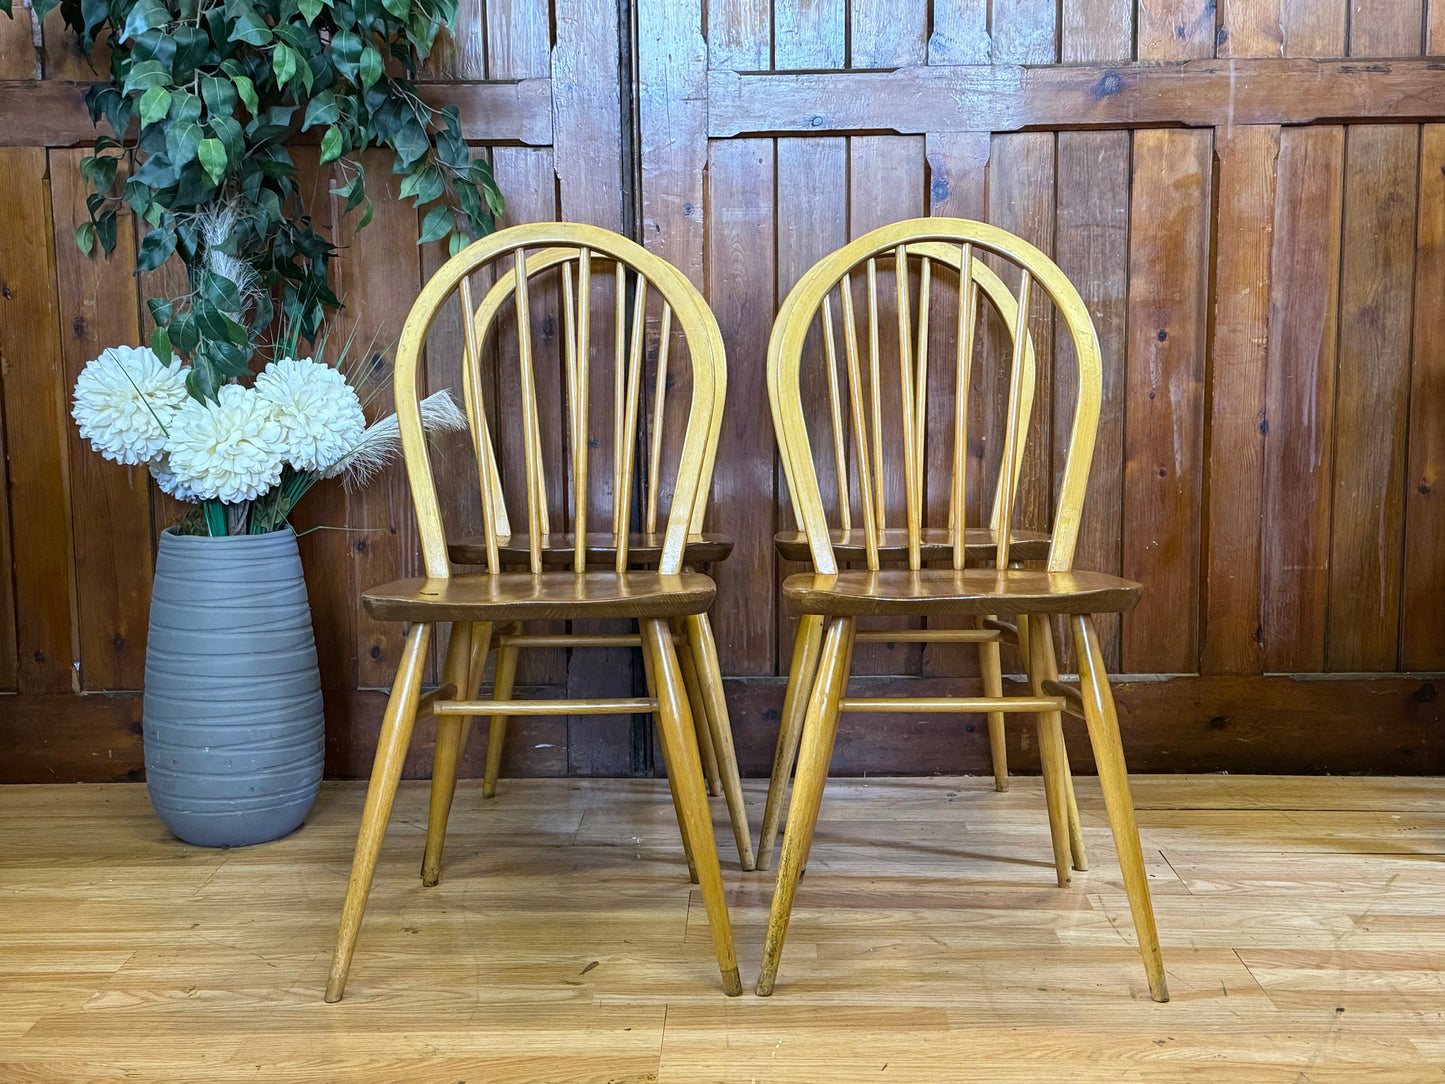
[0,775,1442,1081]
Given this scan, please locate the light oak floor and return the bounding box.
[2,774,1443,1082]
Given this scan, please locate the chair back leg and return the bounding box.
[482,638,520,799]
[757,614,826,871]
[422,622,491,886]
[683,612,757,871]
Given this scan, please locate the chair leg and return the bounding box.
[482,638,520,799]
[422,622,491,888]
[683,612,757,871]
[1024,614,1075,889]
[325,623,432,1003]
[674,617,723,797]
[449,621,495,806]
[978,615,1009,792]
[757,616,855,997]
[757,613,826,872]
[641,627,699,884]
[1022,613,1089,872]
[1071,614,1168,1003]
[641,618,743,996]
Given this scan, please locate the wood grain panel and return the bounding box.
[707,0,769,68]
[0,3,36,79]
[48,147,151,691]
[1120,128,1212,675]
[927,0,988,64]
[1261,125,1344,673]
[1054,130,1130,671]
[990,0,1056,63]
[1061,0,1133,62]
[1326,125,1418,673]
[1432,1,1445,53]
[0,147,78,694]
[850,0,925,67]
[1137,0,1217,60]
[1348,0,1424,57]
[40,6,100,80]
[707,138,776,677]
[1200,125,1279,676]
[1400,125,1445,670]
[1219,0,1283,57]
[1281,0,1347,55]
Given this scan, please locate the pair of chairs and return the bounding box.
[324,219,1166,1004]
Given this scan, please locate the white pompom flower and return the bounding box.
[146,454,199,503]
[165,384,287,503]
[71,346,189,465]
[254,356,367,473]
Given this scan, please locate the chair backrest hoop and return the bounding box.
[395,223,727,579]
[768,217,1103,576]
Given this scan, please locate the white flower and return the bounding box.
[71,346,189,465]
[253,356,367,473]
[146,454,198,503]
[165,384,287,503]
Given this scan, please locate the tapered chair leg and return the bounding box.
[641,627,699,884]
[674,618,723,797]
[1071,613,1168,1003]
[422,622,491,887]
[642,618,743,996]
[757,616,855,997]
[757,613,826,871]
[326,623,433,1003]
[683,612,757,871]
[449,621,494,806]
[1024,614,1075,889]
[481,638,520,799]
[1019,615,1089,872]
[978,616,1010,792]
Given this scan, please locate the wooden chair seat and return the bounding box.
[782,569,1141,618]
[773,526,1049,564]
[363,571,716,623]
[449,531,734,567]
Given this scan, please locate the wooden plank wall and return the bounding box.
[3,0,1445,781]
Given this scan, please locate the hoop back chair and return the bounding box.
[441,246,754,875]
[759,218,1165,1002]
[757,244,1087,872]
[325,223,742,1002]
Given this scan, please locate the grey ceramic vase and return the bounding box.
[143,526,325,848]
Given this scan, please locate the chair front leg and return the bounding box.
[1023,614,1089,872]
[642,618,743,996]
[757,613,826,871]
[977,615,1010,792]
[674,617,724,796]
[422,621,491,887]
[326,622,433,1003]
[1024,614,1076,889]
[641,626,699,884]
[683,612,757,871]
[1071,613,1168,1002]
[482,636,520,799]
[757,615,855,997]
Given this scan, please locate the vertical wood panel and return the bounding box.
[1219,0,1283,56]
[774,0,844,68]
[0,147,78,693]
[49,147,152,691]
[850,0,925,66]
[708,0,770,68]
[1137,0,1217,59]
[41,7,101,79]
[1201,125,1279,676]
[1326,124,1418,672]
[1400,124,1445,669]
[1431,1,1445,52]
[708,137,776,676]
[928,0,989,64]
[1054,130,1130,671]
[1261,125,1344,672]
[990,0,1057,62]
[1281,0,1347,55]
[1120,128,1212,674]
[1,4,37,79]
[1349,0,1424,56]
[1061,0,1133,61]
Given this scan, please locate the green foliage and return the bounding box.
[14,0,503,400]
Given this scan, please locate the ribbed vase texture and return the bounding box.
[143,527,324,847]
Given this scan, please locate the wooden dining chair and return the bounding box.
[325,222,742,1002]
[757,217,1166,1002]
[442,246,754,875]
[757,245,1087,873]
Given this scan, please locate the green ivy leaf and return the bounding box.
[302,91,340,130]
[272,42,298,89]
[151,325,173,365]
[166,120,203,168]
[122,59,171,93]
[418,204,452,245]
[138,84,171,126]
[357,197,374,229]
[226,9,271,46]
[200,75,237,118]
[447,229,467,257]
[297,0,322,22]
[319,124,345,164]
[197,137,227,185]
[136,226,177,272]
[146,296,173,326]
[359,46,383,89]
[75,221,97,256]
[231,74,258,115]
[120,0,168,43]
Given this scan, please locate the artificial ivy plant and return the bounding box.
[0,0,503,400]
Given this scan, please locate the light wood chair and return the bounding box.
[757,245,1087,872]
[325,223,742,1001]
[442,246,754,874]
[757,218,1166,1002]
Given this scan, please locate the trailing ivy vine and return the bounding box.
[1,0,503,400]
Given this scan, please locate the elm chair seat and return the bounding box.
[363,570,717,623]
[781,569,1141,618]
